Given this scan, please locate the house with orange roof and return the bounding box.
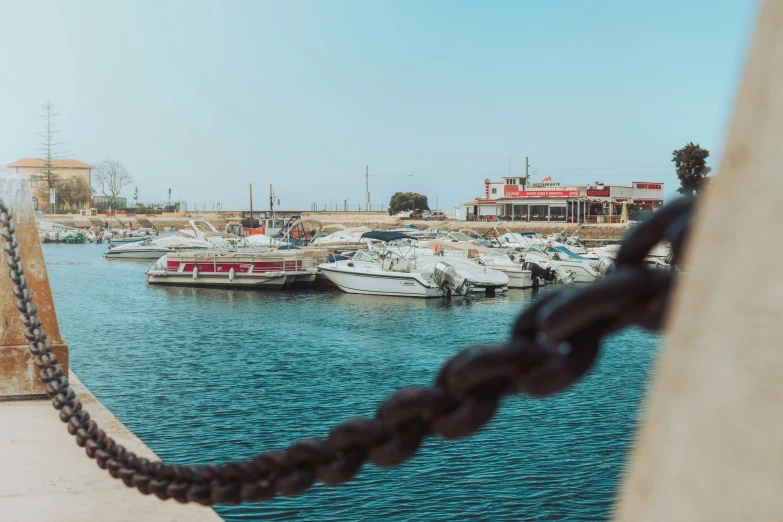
[6,159,93,211]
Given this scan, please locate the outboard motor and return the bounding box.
[596,257,616,276]
[525,262,556,282]
[547,262,575,284]
[433,261,472,296]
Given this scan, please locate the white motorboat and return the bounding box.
[476,250,534,289]
[105,220,242,260]
[498,232,547,249]
[518,245,612,284]
[319,254,469,297]
[104,236,213,259]
[318,232,477,298]
[417,240,531,289]
[311,226,370,244]
[589,242,672,270]
[412,254,509,293]
[320,232,509,297]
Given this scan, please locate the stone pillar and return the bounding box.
[0,171,68,399]
[615,1,783,519]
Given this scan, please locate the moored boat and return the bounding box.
[318,231,508,298]
[146,249,318,289]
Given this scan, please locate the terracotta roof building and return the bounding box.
[6,158,93,212]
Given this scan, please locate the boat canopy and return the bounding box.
[360,231,416,242]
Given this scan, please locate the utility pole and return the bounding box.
[365,164,369,212]
[269,184,274,223]
[524,156,530,188]
[249,183,253,228]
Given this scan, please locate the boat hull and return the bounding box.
[105,249,170,260]
[146,251,317,289]
[146,271,315,289]
[500,269,533,289]
[319,266,445,298]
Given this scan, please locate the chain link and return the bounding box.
[0,197,694,505]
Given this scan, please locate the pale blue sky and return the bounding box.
[0,0,757,210]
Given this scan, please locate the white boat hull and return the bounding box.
[554,261,600,283]
[499,269,533,289]
[319,266,445,298]
[105,249,170,260]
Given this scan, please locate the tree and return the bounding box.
[94,160,134,209]
[35,178,69,211]
[69,176,91,209]
[37,102,65,213]
[34,176,88,211]
[672,142,712,196]
[388,192,429,215]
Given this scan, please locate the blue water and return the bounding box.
[41,243,660,521]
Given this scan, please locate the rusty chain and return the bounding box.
[0,196,693,506]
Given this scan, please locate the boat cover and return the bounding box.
[360,231,416,242]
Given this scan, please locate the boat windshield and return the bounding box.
[353,250,375,261]
[482,250,509,259]
[447,232,473,242]
[550,245,587,259]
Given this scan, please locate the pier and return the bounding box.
[0,173,220,521]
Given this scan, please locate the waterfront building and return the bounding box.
[6,158,93,211]
[458,176,664,222]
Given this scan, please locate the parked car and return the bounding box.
[409,209,424,220]
[424,211,447,221]
[34,210,44,216]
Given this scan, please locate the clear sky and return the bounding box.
[0,0,757,211]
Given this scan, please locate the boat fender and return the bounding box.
[193,267,199,280]
[229,268,235,282]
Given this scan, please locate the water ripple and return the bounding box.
[43,243,660,521]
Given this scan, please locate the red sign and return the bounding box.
[635,183,662,189]
[587,189,610,197]
[504,189,579,198]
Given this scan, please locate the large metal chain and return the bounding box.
[0,197,693,506]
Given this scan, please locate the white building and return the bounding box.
[461,177,664,222]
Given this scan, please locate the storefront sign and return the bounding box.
[635,183,662,189]
[504,189,579,198]
[587,189,610,197]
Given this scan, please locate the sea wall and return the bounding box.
[38,212,630,240]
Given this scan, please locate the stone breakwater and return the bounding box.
[38,211,629,240]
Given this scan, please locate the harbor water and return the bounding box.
[42,243,661,521]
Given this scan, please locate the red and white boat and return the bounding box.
[146,249,318,289]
